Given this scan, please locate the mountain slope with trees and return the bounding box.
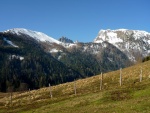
[0,33,81,92]
[0,28,149,92]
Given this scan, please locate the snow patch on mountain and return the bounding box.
[5,28,61,44]
[3,38,19,48]
[94,29,123,44]
[58,55,62,60]
[107,57,113,62]
[9,55,24,60]
[107,32,123,43]
[61,43,77,48]
[50,48,63,53]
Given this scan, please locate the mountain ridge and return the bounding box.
[0,28,149,92]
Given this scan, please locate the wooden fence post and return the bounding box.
[49,83,53,98]
[140,66,142,82]
[120,68,122,86]
[10,92,12,107]
[29,88,31,103]
[100,72,103,90]
[74,80,77,96]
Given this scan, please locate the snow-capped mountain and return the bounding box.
[4,28,61,44]
[2,28,150,62]
[94,29,150,62]
[1,28,149,91]
[3,28,78,49]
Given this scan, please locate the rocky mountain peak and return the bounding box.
[58,36,74,43]
[94,29,150,62]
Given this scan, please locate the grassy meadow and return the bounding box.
[0,61,150,113]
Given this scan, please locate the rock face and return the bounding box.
[94,29,150,62]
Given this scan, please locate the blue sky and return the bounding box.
[0,0,150,42]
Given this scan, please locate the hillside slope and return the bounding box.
[0,32,81,92]
[0,60,150,113]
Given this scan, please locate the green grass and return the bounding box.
[0,61,150,113]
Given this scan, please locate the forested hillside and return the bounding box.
[0,34,81,92]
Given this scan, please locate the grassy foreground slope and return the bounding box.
[0,61,150,113]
